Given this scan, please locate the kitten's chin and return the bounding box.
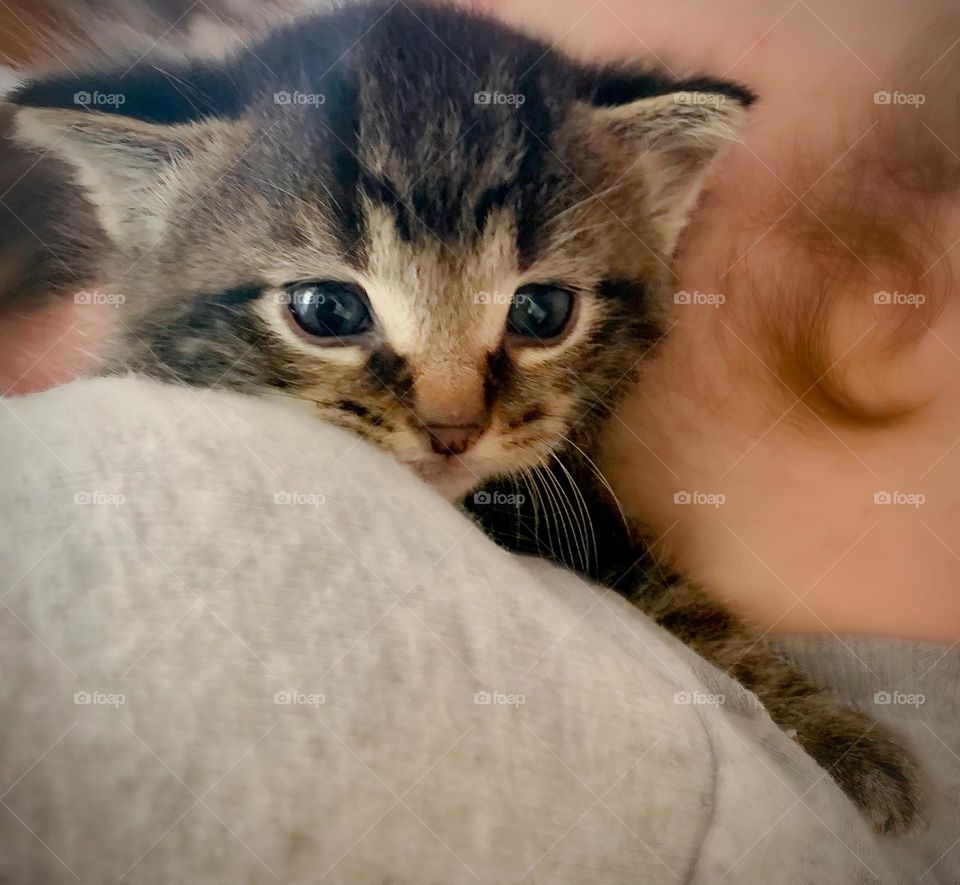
[405,458,485,502]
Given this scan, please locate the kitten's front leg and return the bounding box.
[466,467,924,834]
[626,573,924,835]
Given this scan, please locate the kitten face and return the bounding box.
[148,106,663,499]
[9,0,753,499]
[251,212,646,499]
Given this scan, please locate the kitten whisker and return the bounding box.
[542,455,588,574]
[527,465,561,564]
[518,466,541,552]
[550,451,598,575]
[536,461,583,574]
[557,431,631,539]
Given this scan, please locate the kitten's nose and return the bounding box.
[426,424,484,456]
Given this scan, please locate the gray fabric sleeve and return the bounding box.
[776,636,960,883]
[0,377,934,883]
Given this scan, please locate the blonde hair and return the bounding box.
[724,20,959,426]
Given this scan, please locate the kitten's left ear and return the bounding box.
[576,85,755,256]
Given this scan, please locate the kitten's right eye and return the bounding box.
[286,281,373,340]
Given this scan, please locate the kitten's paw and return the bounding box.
[803,710,924,835]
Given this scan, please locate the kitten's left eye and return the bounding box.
[506,284,574,342]
[286,281,373,340]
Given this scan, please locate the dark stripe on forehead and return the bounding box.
[319,74,366,265]
[513,76,555,270]
[358,171,414,242]
[474,182,513,233]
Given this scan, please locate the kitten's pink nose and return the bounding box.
[426,424,484,456]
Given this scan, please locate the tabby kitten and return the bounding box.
[7,0,922,833]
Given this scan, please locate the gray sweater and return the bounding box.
[0,378,955,883]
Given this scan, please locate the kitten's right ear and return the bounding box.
[6,62,245,252]
[8,106,201,250]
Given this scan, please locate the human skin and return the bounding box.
[3,0,960,641]
[480,0,960,642]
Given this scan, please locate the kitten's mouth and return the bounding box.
[405,456,485,501]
